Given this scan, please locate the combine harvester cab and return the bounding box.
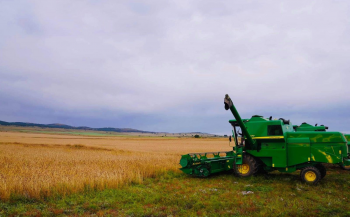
[179,94,350,184]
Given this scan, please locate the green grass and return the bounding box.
[2,166,350,216]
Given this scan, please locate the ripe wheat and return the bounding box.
[0,132,230,200]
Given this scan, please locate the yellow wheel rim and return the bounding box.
[238,164,250,174]
[343,165,350,169]
[305,171,316,182]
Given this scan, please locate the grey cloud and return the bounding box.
[0,1,350,134]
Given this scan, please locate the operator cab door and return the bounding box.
[287,137,311,166]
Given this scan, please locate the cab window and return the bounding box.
[268,125,283,136]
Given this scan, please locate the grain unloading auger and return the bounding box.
[179,94,350,184]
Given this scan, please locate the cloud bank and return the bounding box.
[1,1,350,134]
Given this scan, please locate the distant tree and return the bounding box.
[194,135,200,138]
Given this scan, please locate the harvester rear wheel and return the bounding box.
[300,166,321,184]
[340,164,350,170]
[234,154,259,177]
[315,164,326,178]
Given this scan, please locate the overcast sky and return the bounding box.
[1,1,349,134]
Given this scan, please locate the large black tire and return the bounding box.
[300,166,322,184]
[315,164,326,179]
[234,154,259,177]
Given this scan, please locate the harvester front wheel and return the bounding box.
[234,154,258,177]
[300,166,321,184]
[315,164,326,178]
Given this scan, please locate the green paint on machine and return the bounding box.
[179,94,350,184]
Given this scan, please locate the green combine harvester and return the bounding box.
[179,94,350,184]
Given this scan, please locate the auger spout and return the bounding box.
[224,94,255,147]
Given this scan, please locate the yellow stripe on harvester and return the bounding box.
[252,136,284,139]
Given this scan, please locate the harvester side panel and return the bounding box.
[247,139,287,168]
[310,143,344,164]
[286,132,346,143]
[286,131,347,164]
[287,137,310,166]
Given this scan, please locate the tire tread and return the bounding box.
[234,154,259,177]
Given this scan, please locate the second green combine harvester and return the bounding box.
[179,94,350,184]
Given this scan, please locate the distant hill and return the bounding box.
[0,120,219,136]
[0,120,152,133]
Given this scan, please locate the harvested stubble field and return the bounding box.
[2,130,350,216]
[0,131,230,200]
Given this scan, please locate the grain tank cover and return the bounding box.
[295,123,328,131]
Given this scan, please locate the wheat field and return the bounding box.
[0,131,231,200]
